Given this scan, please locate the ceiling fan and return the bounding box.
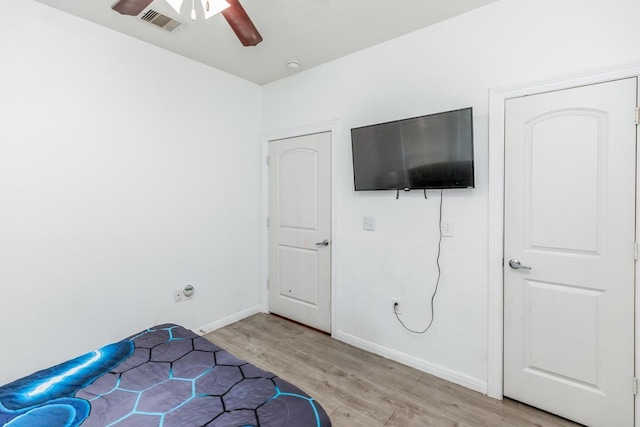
[111,0,263,46]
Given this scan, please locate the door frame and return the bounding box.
[487,64,640,419]
[261,120,340,335]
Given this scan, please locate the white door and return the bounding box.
[268,132,332,333]
[504,78,637,426]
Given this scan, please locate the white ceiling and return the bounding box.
[34,0,499,85]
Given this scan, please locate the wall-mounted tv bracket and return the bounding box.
[395,189,428,199]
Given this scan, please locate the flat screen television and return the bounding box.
[351,107,474,191]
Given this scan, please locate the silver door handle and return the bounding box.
[509,259,531,271]
[315,239,329,247]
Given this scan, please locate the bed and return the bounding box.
[0,324,332,427]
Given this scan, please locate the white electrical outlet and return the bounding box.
[392,298,402,315]
[363,216,376,231]
[442,220,455,237]
[173,289,183,303]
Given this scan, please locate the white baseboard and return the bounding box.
[195,305,263,335]
[334,330,488,394]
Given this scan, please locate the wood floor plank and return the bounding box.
[203,314,582,427]
[329,404,388,427]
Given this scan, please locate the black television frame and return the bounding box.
[350,107,475,191]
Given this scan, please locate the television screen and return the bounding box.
[351,107,474,191]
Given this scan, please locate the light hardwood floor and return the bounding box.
[204,314,581,427]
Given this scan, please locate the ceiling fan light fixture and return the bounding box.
[202,0,230,19]
[164,0,229,19]
[165,0,183,14]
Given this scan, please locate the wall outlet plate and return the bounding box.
[392,298,402,315]
[442,220,454,237]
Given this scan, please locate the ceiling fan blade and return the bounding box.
[111,0,154,16]
[221,0,263,47]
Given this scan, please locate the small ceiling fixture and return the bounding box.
[165,0,230,20]
[287,60,301,72]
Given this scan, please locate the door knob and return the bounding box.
[509,259,531,270]
[315,239,329,247]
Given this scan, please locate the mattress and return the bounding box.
[0,324,332,427]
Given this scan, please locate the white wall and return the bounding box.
[3,0,640,394]
[263,0,640,390]
[0,1,263,385]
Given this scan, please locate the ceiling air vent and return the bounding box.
[140,9,184,32]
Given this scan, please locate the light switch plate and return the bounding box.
[363,216,376,231]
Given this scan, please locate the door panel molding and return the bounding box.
[262,120,340,335]
[502,79,636,426]
[488,63,640,426]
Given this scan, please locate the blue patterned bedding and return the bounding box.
[0,324,331,427]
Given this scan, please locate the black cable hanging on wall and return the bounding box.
[394,188,443,334]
